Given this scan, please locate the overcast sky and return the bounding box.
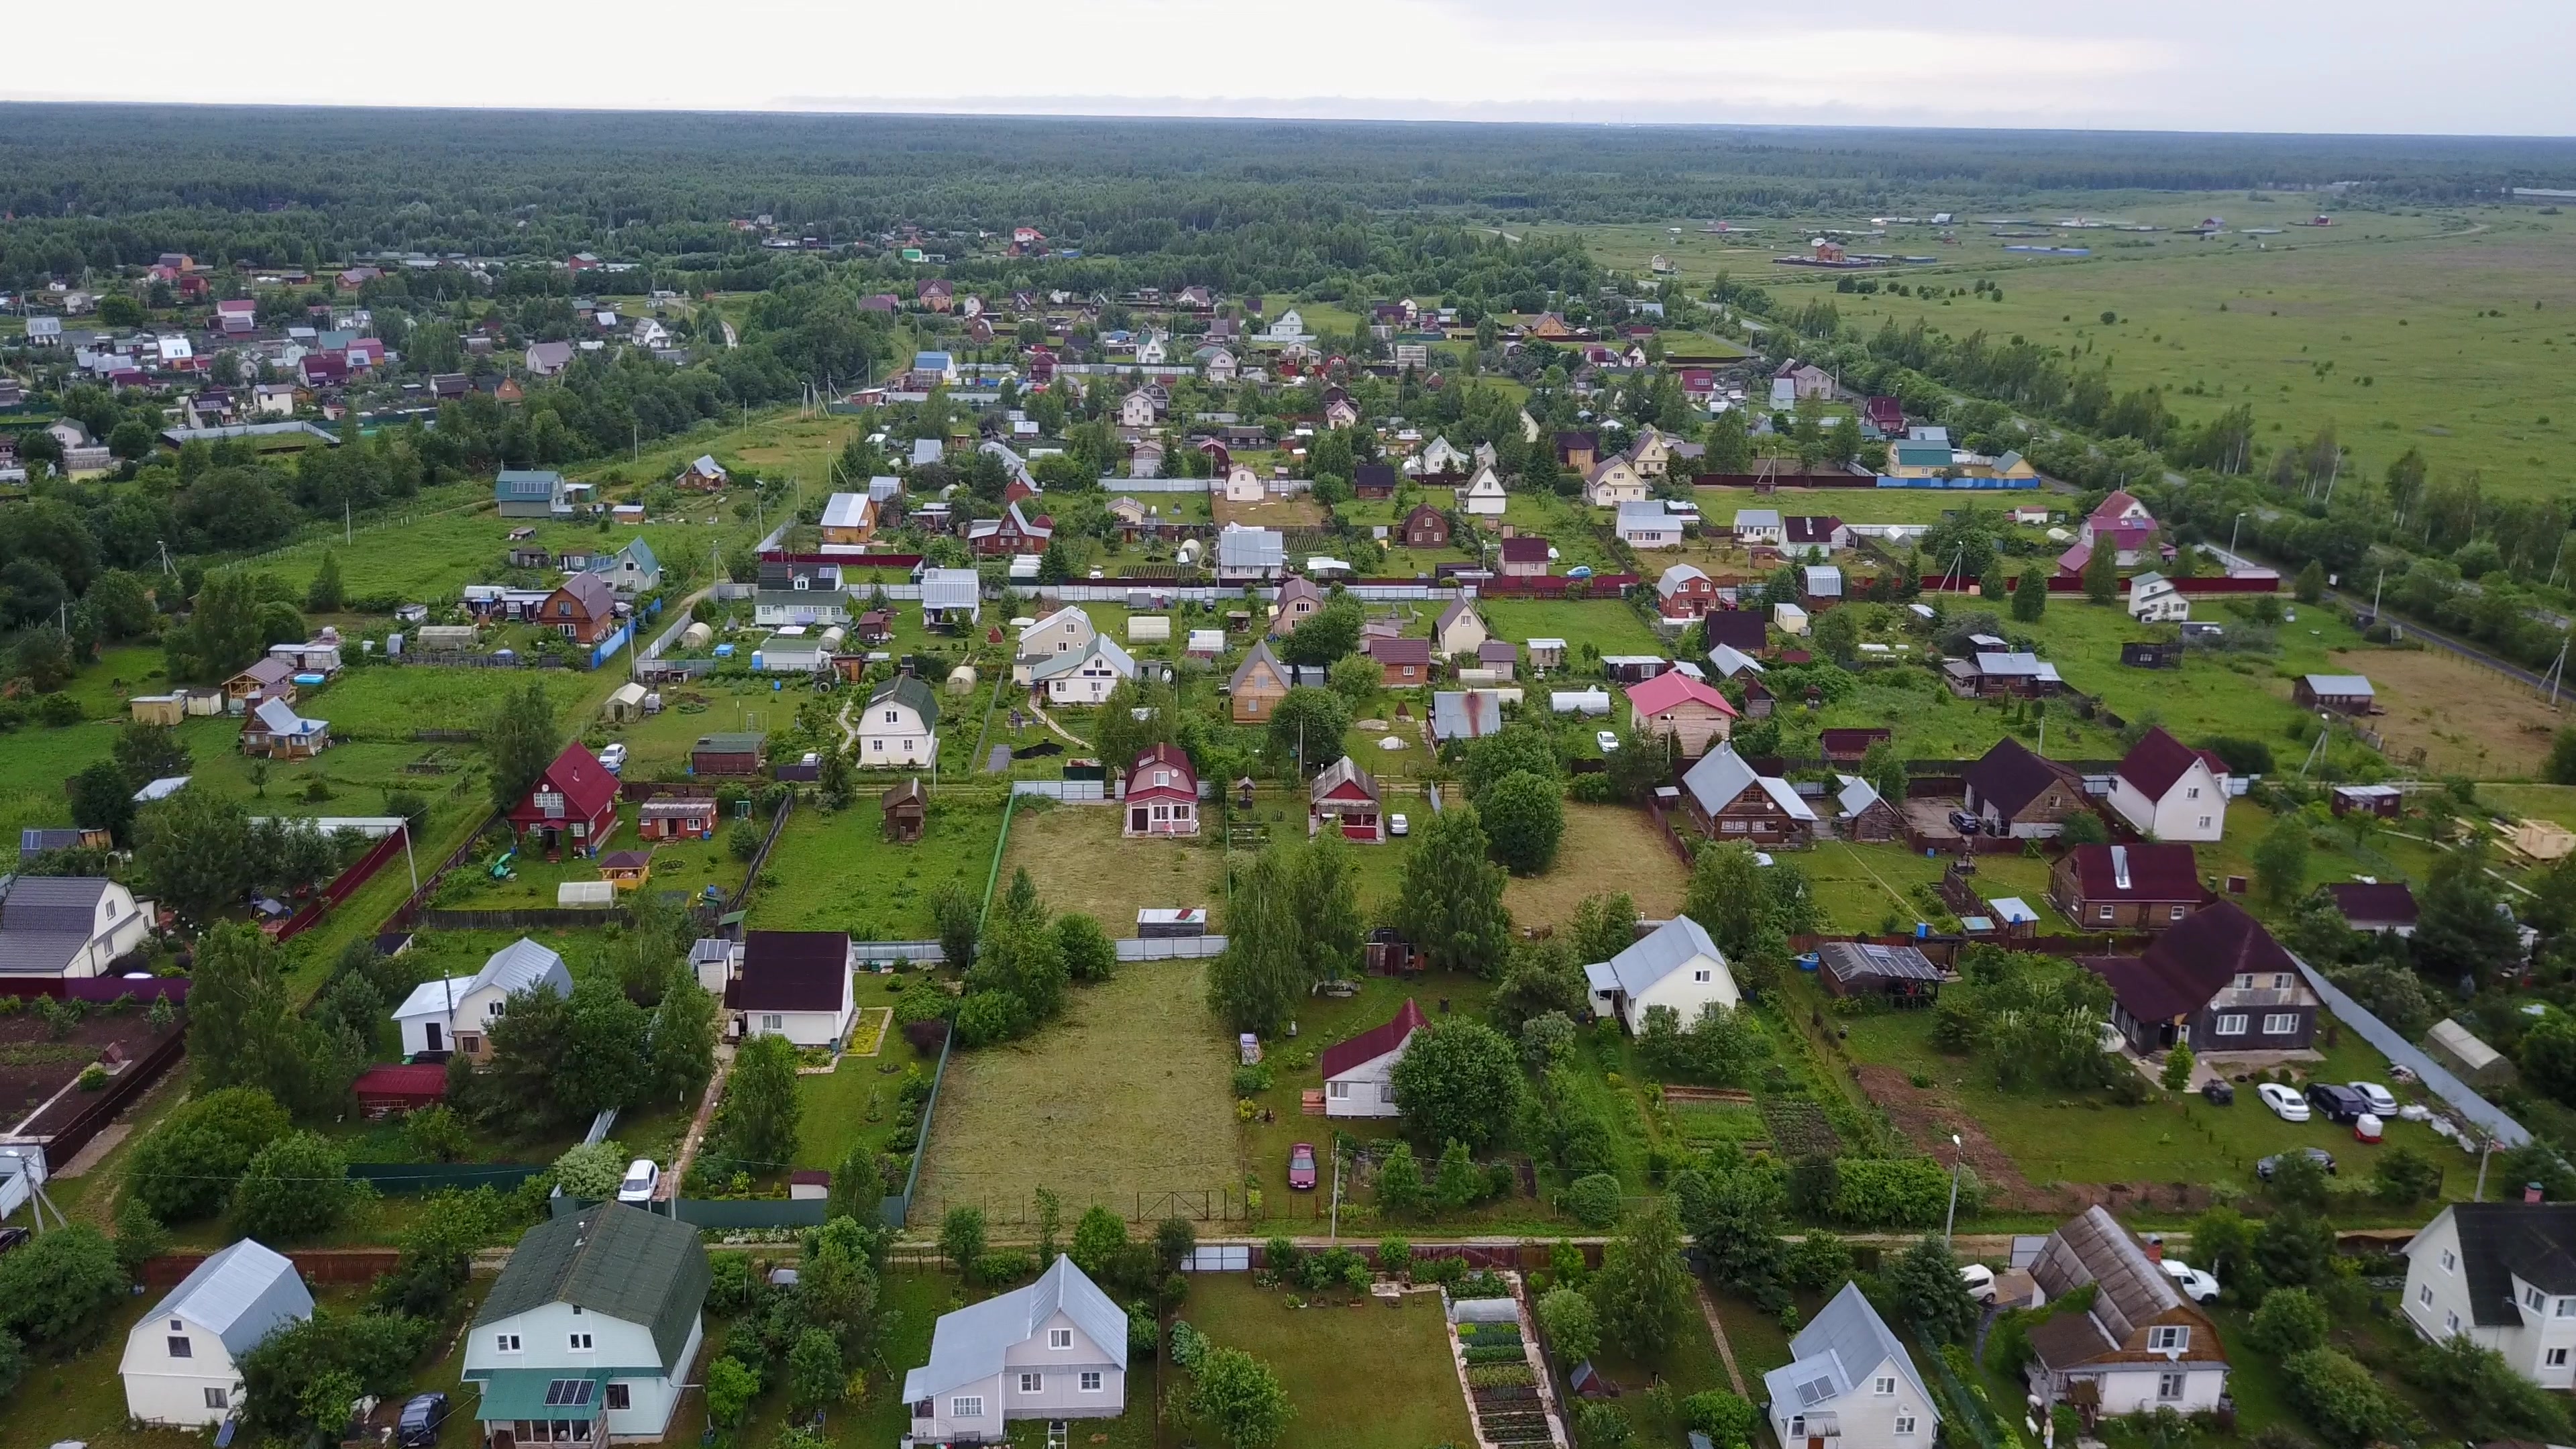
[10,0,2569,136]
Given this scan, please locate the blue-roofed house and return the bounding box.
[1582,914,1737,1034]
[586,537,661,595]
[902,1256,1128,1445]
[495,468,568,518]
[1762,1282,1939,1449]
[121,1238,314,1426]
[391,936,574,1061]
[912,350,958,384]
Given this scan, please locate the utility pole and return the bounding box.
[1942,1132,1964,1245]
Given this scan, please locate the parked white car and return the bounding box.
[1389,814,1410,837]
[599,742,629,774]
[1958,1264,1998,1303]
[2257,1082,2312,1122]
[2160,1258,2220,1303]
[2349,1081,2398,1116]
[1596,730,1621,753]
[615,1158,660,1203]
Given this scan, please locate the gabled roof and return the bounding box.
[230,656,294,688]
[2302,673,2375,697]
[1,875,116,937]
[2326,881,2418,927]
[1435,599,1483,638]
[524,742,616,822]
[2084,899,2295,1022]
[1703,612,1767,653]
[1369,637,1432,666]
[1657,564,1709,598]
[494,468,564,500]
[902,1255,1128,1403]
[1682,747,1815,821]
[2436,1203,2576,1328]
[1760,1282,1935,1419]
[472,937,572,998]
[1128,743,1197,797]
[1834,774,1886,819]
[1588,915,1728,1000]
[1229,641,1295,696]
[1498,537,1550,564]
[918,568,980,610]
[478,1203,710,1368]
[1310,756,1377,804]
[145,1238,313,1359]
[728,931,851,1012]
[1733,508,1783,529]
[2028,1205,2184,1348]
[2058,843,2201,903]
[1030,633,1135,683]
[1784,516,1844,545]
[2115,727,2212,802]
[1627,670,1736,719]
[551,572,616,616]
[1964,737,2078,820]
[1432,690,1505,741]
[870,672,941,729]
[820,492,873,529]
[249,696,323,737]
[1320,998,1426,1080]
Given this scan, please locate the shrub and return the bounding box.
[1682,1389,1760,1448]
[1538,1285,1600,1365]
[1169,1318,1210,1371]
[1232,1061,1275,1095]
[975,1250,1036,1283]
[1576,1399,1633,1448]
[551,1140,630,1201]
[2281,1348,2401,1449]
[2247,1287,2328,1355]
[1561,1173,1623,1228]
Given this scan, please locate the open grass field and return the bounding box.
[749,792,1002,941]
[2330,645,2567,777]
[916,960,1238,1220]
[1475,598,1668,661]
[2475,782,2576,829]
[1506,801,1693,924]
[1000,800,1228,932]
[1178,1275,1475,1449]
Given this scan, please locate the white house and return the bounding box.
[2128,572,2188,623]
[121,1238,314,1428]
[390,936,573,1061]
[2024,1206,2231,1416]
[1266,308,1309,343]
[2401,1202,2576,1388]
[1118,389,1159,429]
[1223,463,1265,502]
[0,876,153,977]
[1458,464,1507,516]
[1320,998,1425,1119]
[722,931,857,1046]
[1617,500,1683,549]
[1032,635,1136,705]
[1764,1283,1939,1449]
[860,674,941,767]
[1733,508,1786,546]
[902,1255,1128,1446]
[1584,915,1738,1034]
[1013,606,1098,685]
[2106,727,2228,843]
[466,1203,709,1447]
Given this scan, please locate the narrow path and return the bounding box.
[660,1042,735,1199]
[1693,1280,1750,1396]
[1023,694,1093,749]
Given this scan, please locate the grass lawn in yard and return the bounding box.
[750,792,1004,941]
[433,800,741,909]
[794,1013,937,1170]
[1177,1273,1475,1449]
[1709,1287,1796,1381]
[1000,798,1228,931]
[1578,1285,1733,1447]
[2477,782,2576,829]
[1478,598,1670,661]
[1505,802,1693,926]
[1810,841,2061,936]
[917,960,1238,1223]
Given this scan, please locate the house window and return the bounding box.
[2156,1373,2186,1401]
[2273,973,2294,989]
[2557,1299,2575,1318]
[1790,1417,1806,1438]
[1328,1081,1350,1099]
[570,1332,593,1350]
[884,710,898,723]
[2529,1287,2547,1313]
[951,1396,984,1419]
[168,1336,192,1358]
[1020,1373,1042,1393]
[2213,1014,2248,1036]
[2448,1311,2462,1333]
[205,1387,230,1410]
[2186,788,2200,800]
[1050,1328,1073,1349]
[2441,1249,2458,1273]
[2169,905,2188,921]
[2263,1014,2300,1035]
[606,1384,629,1411]
[2196,816,2212,830]
[558,602,571,616]
[1895,1417,1918,1436]
[1874,1377,1896,1397]
[2233,974,2252,990]
[2553,1348,2571,1368]
[763,1014,784,1030]
[2418,1285,2434,1308]
[2097,906,2115,921]
[2148,1326,2189,1352]
[1694,969,1712,983]
[1081,1371,1104,1393]
[496,1334,523,1353]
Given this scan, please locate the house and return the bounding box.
[2080,490,2157,547]
[392,938,574,1060]
[523,340,576,377]
[1401,504,1452,549]
[1124,744,1199,837]
[239,697,329,759]
[1217,525,1285,582]
[1943,651,2062,698]
[2330,784,2404,819]
[692,732,766,777]
[1774,359,1835,400]
[1270,577,1326,637]
[2080,900,2318,1054]
[967,500,1053,557]
[1963,737,2086,839]
[1585,453,1650,507]
[860,675,941,767]
[2050,843,2204,931]
[883,779,928,842]
[466,1203,710,1446]
[1118,389,1159,429]
[2328,880,2419,936]
[586,538,661,596]
[1733,508,1786,547]
[2400,1203,2576,1387]
[901,1254,1127,1447]
[1681,746,1817,848]
[639,798,718,841]
[1368,636,1434,688]
[19,826,109,861]
[2295,674,2375,714]
[1784,517,1850,555]
[1417,436,1470,475]
[1658,565,1717,620]
[1556,431,1601,471]
[1617,500,1684,549]
[677,455,729,490]
[725,931,857,1046]
[1585,914,1737,1034]
[1459,464,1507,516]
[492,468,570,519]
[2107,727,2229,843]
[121,1238,313,1428]
[2127,572,2188,623]
[1324,397,1360,429]
[1864,396,1907,435]
[1220,463,1264,503]
[508,743,621,857]
[819,491,878,545]
[221,655,297,706]
[1833,775,1903,843]
[1704,612,1768,656]
[1032,635,1137,705]
[2024,1206,2230,1418]
[1228,642,1319,723]
[1321,998,1426,1118]
[1497,537,1551,578]
[1354,462,1399,499]
[1763,1282,1939,1449]
[1434,600,1489,657]
[1309,757,1385,843]
[1629,427,1680,478]
[1014,606,1098,684]
[541,573,620,645]
[0,877,152,977]
[1431,690,1507,745]
[1626,670,1738,758]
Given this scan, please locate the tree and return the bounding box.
[1481,770,1566,874]
[1673,1161,1789,1311]
[1460,727,1561,800]
[2081,540,2118,604]
[1538,1285,1601,1365]
[2519,1014,2576,1108]
[115,1193,172,1275]
[941,1206,989,1279]
[2548,728,2576,786]
[2294,559,2327,604]
[185,924,335,1114]
[1683,1390,1760,1448]
[233,1131,358,1241]
[1432,1139,1483,1216]
[1683,841,1768,959]
[650,969,718,1103]
[2282,1348,2401,1449]
[2160,1044,2195,1092]
[1589,1201,1690,1356]
[1267,687,1351,771]
[704,1356,759,1428]
[1978,559,2006,600]
[85,568,158,642]
[482,678,558,811]
[137,786,254,924]
[1291,834,1365,984]
[2254,1209,2338,1290]
[0,1224,123,1348]
[2414,841,2522,987]
[2253,815,2311,905]
[1071,1205,1127,1281]
[125,1085,292,1221]
[11,625,74,692]
[1376,1141,1426,1217]
[1327,652,1379,702]
[114,721,193,788]
[70,759,138,845]
[1811,606,1860,663]
[932,883,981,973]
[2371,1144,2443,1205]
[1191,1347,1292,1449]
[307,551,346,612]
[1057,912,1118,982]
[715,1034,802,1167]
[2247,1287,2328,1355]
[237,1310,432,1443]
[1569,894,1638,967]
[1888,1236,1980,1344]
[1393,804,1513,975]
[1389,1020,1523,1152]
[1155,1216,1197,1275]
[1282,595,1364,666]
[789,1326,847,1409]
[164,570,266,684]
[1208,844,1318,1033]
[2408,1332,2573,1442]
[2010,566,2047,621]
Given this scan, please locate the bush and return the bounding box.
[0,1224,125,1347]
[2247,1287,2328,1355]
[1169,1318,1210,1371]
[1561,1173,1623,1228]
[551,1140,630,1200]
[1576,1399,1633,1448]
[2281,1348,2402,1449]
[975,1250,1037,1283]
[233,1132,360,1242]
[1231,1061,1275,1095]
[1537,1285,1599,1365]
[1682,1389,1760,1447]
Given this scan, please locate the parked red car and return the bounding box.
[1288,1142,1318,1191]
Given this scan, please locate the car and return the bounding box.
[598,742,628,774]
[0,1226,28,1257]
[2256,1082,2311,1122]
[1958,1263,1997,1304]
[1597,730,1621,753]
[1949,810,1983,836]
[2349,1081,2398,1116]
[2159,1258,2221,1303]
[2257,1146,2337,1181]
[2200,1078,2235,1106]
[615,1158,660,1203]
[396,1391,451,1448]
[2305,1083,2369,1124]
[1389,814,1410,837]
[1566,566,1595,580]
[1287,1143,1318,1191]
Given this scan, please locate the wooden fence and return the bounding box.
[276,823,419,942]
[16,1025,186,1169]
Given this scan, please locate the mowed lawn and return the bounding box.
[749,792,1002,941]
[1179,1275,1474,1449]
[1235,970,1495,1204]
[1000,800,1229,932]
[1504,802,1691,925]
[916,960,1238,1222]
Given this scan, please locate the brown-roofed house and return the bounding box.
[1270,576,1325,637]
[2326,880,2418,936]
[1702,611,1768,655]
[2023,1206,2230,1419]
[1963,737,2087,839]
[724,931,857,1046]
[2079,899,2319,1054]
[882,778,928,842]
[1309,757,1384,843]
[541,572,620,646]
[1367,636,1433,687]
[1497,537,1551,578]
[1401,504,1450,549]
[2049,843,2206,930]
[2107,726,2229,843]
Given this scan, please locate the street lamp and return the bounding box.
[1943,1132,1965,1244]
[2229,512,2245,559]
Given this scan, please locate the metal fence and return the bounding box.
[1114,935,1227,961]
[1010,780,1110,802]
[2296,953,2530,1148]
[347,1161,550,1194]
[675,1197,831,1229]
[1091,476,1214,493]
[852,941,947,963]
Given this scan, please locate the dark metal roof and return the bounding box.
[2448,1203,2576,1328]
[727,931,851,1012]
[476,1203,709,1367]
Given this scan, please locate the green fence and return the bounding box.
[350,1162,550,1193]
[677,1197,831,1230]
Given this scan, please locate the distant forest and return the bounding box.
[4,106,2576,286]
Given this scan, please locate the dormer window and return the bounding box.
[2147,1325,2189,1352]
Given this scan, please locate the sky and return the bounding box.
[10,0,2571,136]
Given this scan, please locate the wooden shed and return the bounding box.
[882,777,928,842]
[692,732,765,776]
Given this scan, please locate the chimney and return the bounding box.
[2530,1181,2548,1204]
[2110,845,2131,892]
[2143,1233,2164,1263]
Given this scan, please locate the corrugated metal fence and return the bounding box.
[1115,935,1227,961]
[2295,954,2530,1148]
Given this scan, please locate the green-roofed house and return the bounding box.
[860,673,939,767]
[496,468,570,518]
[465,1203,710,1445]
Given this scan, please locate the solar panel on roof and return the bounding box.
[1794,1375,1837,1407]
[545,1379,595,1407]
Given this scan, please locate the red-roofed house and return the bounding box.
[2049,843,2205,932]
[1864,396,1905,435]
[507,742,620,857]
[1627,670,1739,758]
[1320,998,1426,1118]
[352,1063,447,1116]
[1497,536,1552,578]
[2327,881,2418,936]
[1367,636,1434,688]
[2080,900,2318,1053]
[1124,744,1199,838]
[2107,727,2229,843]
[1309,757,1384,843]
